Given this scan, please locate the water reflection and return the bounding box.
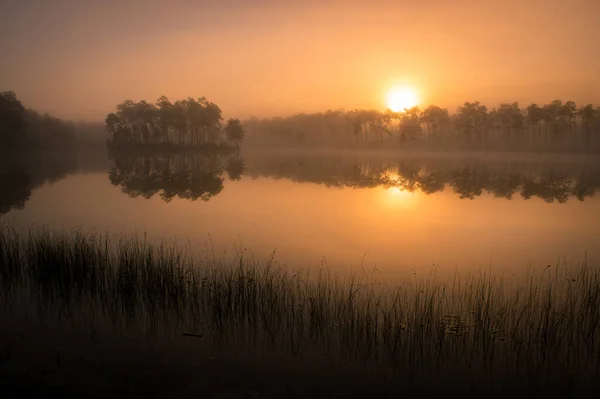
[0,166,31,215]
[106,152,600,203]
[3,151,599,276]
[3,151,599,218]
[247,153,600,203]
[108,152,245,202]
[0,153,78,216]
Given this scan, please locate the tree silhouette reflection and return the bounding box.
[0,166,31,215]
[108,152,600,204]
[0,153,78,216]
[244,155,600,203]
[108,152,244,202]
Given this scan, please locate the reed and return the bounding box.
[1,226,599,394]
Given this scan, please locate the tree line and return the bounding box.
[105,96,245,150]
[244,100,600,151]
[0,152,78,216]
[0,91,75,150]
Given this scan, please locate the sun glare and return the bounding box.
[380,186,416,209]
[387,186,410,197]
[387,87,419,112]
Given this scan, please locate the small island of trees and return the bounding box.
[104,96,245,151]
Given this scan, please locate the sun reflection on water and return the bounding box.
[381,185,417,208]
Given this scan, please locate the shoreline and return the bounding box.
[1,227,599,397]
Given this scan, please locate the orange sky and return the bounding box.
[1,0,599,121]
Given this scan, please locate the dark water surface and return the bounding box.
[2,150,599,278]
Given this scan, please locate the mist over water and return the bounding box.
[2,1,600,395]
[3,150,599,279]
[3,146,600,396]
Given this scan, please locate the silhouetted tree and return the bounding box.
[399,107,422,140]
[224,118,245,147]
[242,100,600,152]
[562,101,577,139]
[26,110,75,148]
[526,103,544,143]
[0,91,74,150]
[455,102,488,146]
[106,96,234,150]
[494,102,524,145]
[0,91,27,148]
[421,105,449,140]
[578,104,596,145]
[542,100,568,141]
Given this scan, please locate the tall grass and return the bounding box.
[1,226,599,394]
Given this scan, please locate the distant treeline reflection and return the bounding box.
[0,153,78,216]
[248,155,600,202]
[2,152,597,218]
[108,152,600,203]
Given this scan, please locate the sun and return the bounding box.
[387,87,419,112]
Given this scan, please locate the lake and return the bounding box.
[2,150,599,279]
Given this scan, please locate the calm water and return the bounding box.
[2,150,599,278]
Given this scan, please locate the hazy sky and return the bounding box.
[1,0,599,121]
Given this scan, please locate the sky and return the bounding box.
[1,0,599,121]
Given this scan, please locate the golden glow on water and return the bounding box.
[387,187,403,195]
[6,171,600,279]
[383,187,417,209]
